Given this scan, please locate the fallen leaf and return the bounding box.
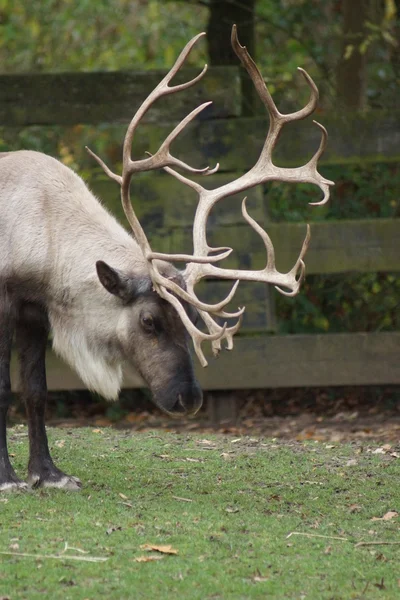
[225,507,239,514]
[376,553,387,562]
[382,511,398,520]
[252,569,268,583]
[9,543,19,551]
[140,544,178,555]
[92,429,104,434]
[374,577,385,590]
[346,459,358,466]
[349,504,362,513]
[106,526,122,535]
[324,545,332,554]
[172,496,193,503]
[119,493,128,500]
[371,511,398,522]
[55,440,65,448]
[269,494,282,501]
[135,555,164,563]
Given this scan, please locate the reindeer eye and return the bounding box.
[141,313,155,333]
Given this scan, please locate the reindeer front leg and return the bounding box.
[16,303,81,490]
[0,296,27,491]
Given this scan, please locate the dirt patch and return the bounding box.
[9,385,398,443]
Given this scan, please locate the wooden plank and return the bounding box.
[169,218,400,274]
[276,218,400,275]
[10,332,400,391]
[60,111,400,172]
[2,104,399,166]
[88,171,266,230]
[194,280,276,332]
[0,67,241,126]
[197,332,400,389]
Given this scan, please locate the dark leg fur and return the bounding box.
[16,302,81,490]
[0,293,27,491]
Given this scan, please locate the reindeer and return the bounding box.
[0,27,333,491]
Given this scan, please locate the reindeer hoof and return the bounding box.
[28,473,82,491]
[0,480,28,493]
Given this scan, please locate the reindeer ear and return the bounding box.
[96,261,151,302]
[96,261,129,298]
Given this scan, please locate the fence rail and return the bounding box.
[10,332,400,392]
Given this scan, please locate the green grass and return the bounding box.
[0,427,399,599]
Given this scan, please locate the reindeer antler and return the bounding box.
[88,26,334,367]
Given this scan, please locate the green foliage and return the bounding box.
[255,0,399,110]
[277,272,400,334]
[2,428,400,599]
[267,162,400,222]
[0,0,208,73]
[0,0,397,110]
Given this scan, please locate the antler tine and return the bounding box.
[164,165,206,194]
[147,248,233,264]
[200,310,244,356]
[85,147,122,185]
[140,102,219,175]
[159,286,228,367]
[307,122,335,206]
[161,32,207,89]
[231,24,279,119]
[215,306,246,319]
[241,197,276,271]
[122,32,208,160]
[281,68,319,124]
[231,26,319,126]
[150,266,241,314]
[223,313,244,350]
[275,261,306,296]
[275,224,310,296]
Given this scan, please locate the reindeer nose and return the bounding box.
[169,385,203,417]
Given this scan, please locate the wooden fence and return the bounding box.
[2,67,399,392]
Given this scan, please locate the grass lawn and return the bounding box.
[0,426,399,599]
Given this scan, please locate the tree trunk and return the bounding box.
[390,0,400,82]
[206,0,257,114]
[337,0,369,110]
